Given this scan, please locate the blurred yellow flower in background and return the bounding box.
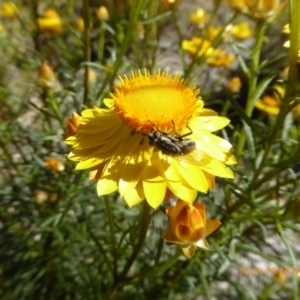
[161,0,179,10]
[207,51,235,68]
[226,0,287,22]
[227,76,242,93]
[182,37,235,67]
[189,8,207,27]
[37,8,62,34]
[162,199,221,258]
[66,70,236,208]
[0,2,18,19]
[38,63,56,88]
[96,6,110,21]
[230,22,253,40]
[255,85,285,115]
[182,37,218,58]
[204,26,223,43]
[282,24,290,34]
[0,22,5,33]
[76,18,93,32]
[44,157,65,171]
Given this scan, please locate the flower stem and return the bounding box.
[141,248,182,278]
[104,195,117,278]
[96,0,145,102]
[110,200,152,295]
[235,20,267,158]
[248,2,300,188]
[82,0,91,107]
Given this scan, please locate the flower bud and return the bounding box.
[38,63,56,87]
[162,199,221,258]
[63,112,81,139]
[44,157,65,171]
[96,6,109,21]
[76,18,93,32]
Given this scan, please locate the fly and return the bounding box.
[147,121,210,165]
[148,130,195,156]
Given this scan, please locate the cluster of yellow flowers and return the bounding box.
[182,8,254,68]
[225,0,287,22]
[65,70,236,257]
[36,6,109,35]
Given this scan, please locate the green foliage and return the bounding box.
[1,0,300,299]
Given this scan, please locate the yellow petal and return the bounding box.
[175,185,197,203]
[205,219,221,236]
[103,98,114,108]
[74,126,122,149]
[174,162,209,192]
[123,181,145,207]
[191,116,230,132]
[196,237,210,250]
[97,177,118,195]
[201,159,234,178]
[143,179,166,208]
[182,244,197,258]
[79,117,121,133]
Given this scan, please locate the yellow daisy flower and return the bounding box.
[66,70,236,208]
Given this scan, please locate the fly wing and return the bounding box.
[174,148,211,165]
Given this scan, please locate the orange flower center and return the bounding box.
[111,70,201,135]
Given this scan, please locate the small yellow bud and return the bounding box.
[76,18,93,32]
[44,157,65,171]
[0,23,5,33]
[38,63,56,87]
[87,68,97,85]
[96,6,109,21]
[63,112,81,139]
[161,0,179,10]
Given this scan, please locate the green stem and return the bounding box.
[110,200,152,295]
[148,0,159,71]
[236,20,267,158]
[96,0,145,102]
[82,0,91,107]
[141,248,182,278]
[247,2,300,189]
[97,21,105,63]
[46,88,64,128]
[104,196,117,278]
